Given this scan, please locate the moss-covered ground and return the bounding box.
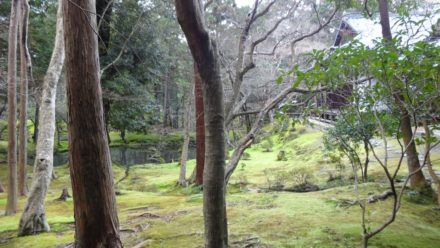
[0,125,439,247]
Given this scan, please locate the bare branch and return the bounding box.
[252,0,276,24]
[100,12,143,74]
[291,7,338,47]
[225,85,326,182]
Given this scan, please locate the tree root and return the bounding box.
[368,190,393,203]
[18,212,50,236]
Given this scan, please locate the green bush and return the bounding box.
[276,150,287,161]
[289,167,314,185]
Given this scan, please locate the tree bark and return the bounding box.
[378,0,429,191]
[5,0,20,216]
[175,1,228,246]
[103,98,112,143]
[18,1,64,236]
[399,112,429,190]
[178,89,191,186]
[194,64,205,186]
[18,0,30,197]
[63,0,122,246]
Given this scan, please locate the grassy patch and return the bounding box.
[0,126,439,247]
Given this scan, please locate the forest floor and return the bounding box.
[0,125,440,247]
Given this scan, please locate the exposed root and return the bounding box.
[18,212,50,236]
[367,190,393,203]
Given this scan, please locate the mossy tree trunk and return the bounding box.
[18,0,64,235]
[175,1,228,246]
[18,0,31,197]
[63,0,122,246]
[5,0,20,216]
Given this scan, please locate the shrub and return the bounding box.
[289,167,314,185]
[264,169,287,190]
[277,150,287,161]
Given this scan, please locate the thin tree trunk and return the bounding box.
[363,140,369,182]
[32,100,39,143]
[0,179,4,193]
[400,113,429,189]
[5,0,20,216]
[63,0,122,246]
[362,235,369,248]
[163,75,170,128]
[378,0,429,191]
[188,166,197,184]
[194,64,205,186]
[175,1,228,246]
[178,90,191,186]
[56,120,62,146]
[0,97,7,118]
[120,129,127,144]
[18,0,30,197]
[18,1,64,235]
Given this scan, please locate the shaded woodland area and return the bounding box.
[0,0,440,247]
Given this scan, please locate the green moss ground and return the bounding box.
[0,126,439,247]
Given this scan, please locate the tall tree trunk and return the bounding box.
[178,89,191,186]
[378,0,429,191]
[194,64,205,186]
[175,1,228,247]
[0,179,4,193]
[18,0,30,197]
[5,0,20,216]
[18,1,64,235]
[63,0,122,246]
[163,75,170,128]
